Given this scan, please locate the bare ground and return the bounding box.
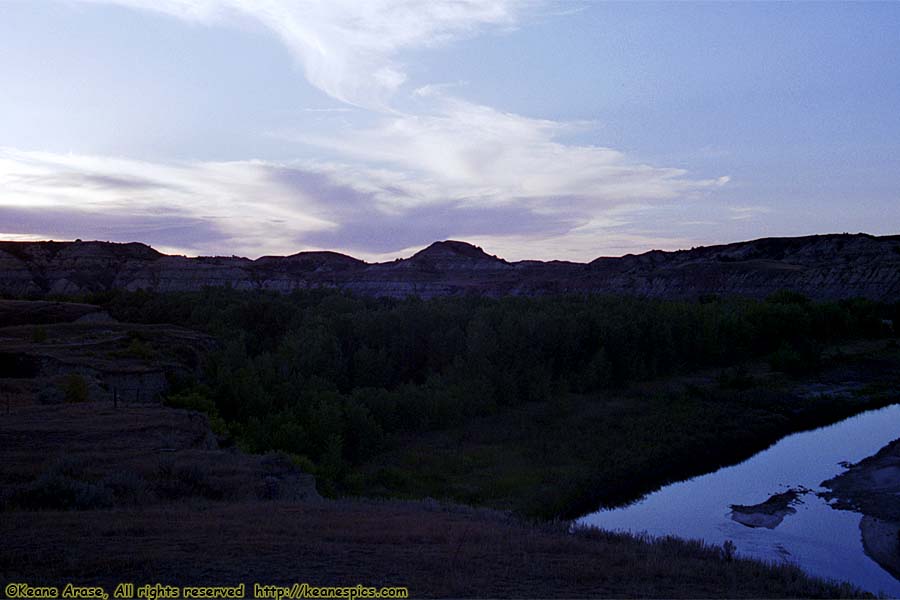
[860,517,900,581]
[822,437,900,583]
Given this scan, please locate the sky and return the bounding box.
[1,1,898,261]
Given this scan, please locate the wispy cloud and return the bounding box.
[79,0,523,109]
[24,0,732,260]
[729,206,773,220]
[0,145,725,261]
[295,95,729,212]
[0,147,335,256]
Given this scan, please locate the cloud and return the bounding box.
[294,96,729,213]
[26,0,732,261]
[0,204,226,254]
[0,147,335,257]
[77,0,522,109]
[461,230,699,263]
[729,206,773,220]
[0,145,725,261]
[272,167,585,254]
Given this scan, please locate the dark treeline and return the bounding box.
[99,289,894,495]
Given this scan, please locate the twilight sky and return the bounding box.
[1,1,898,261]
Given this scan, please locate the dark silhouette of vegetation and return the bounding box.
[31,325,47,343]
[62,373,90,403]
[97,288,896,512]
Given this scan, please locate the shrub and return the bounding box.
[6,457,117,511]
[11,471,113,511]
[722,539,737,561]
[766,290,811,305]
[31,326,47,343]
[717,367,757,390]
[288,453,317,475]
[768,341,821,375]
[165,388,229,437]
[37,386,65,404]
[124,338,155,359]
[153,457,220,500]
[102,470,150,505]
[62,374,89,403]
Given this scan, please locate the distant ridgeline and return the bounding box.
[0,233,899,300]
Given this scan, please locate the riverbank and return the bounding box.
[861,517,900,581]
[353,341,900,519]
[575,397,900,596]
[0,401,870,598]
[3,296,897,596]
[823,436,900,580]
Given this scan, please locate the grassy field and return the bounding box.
[0,499,869,599]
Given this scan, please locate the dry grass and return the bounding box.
[0,402,319,509]
[0,500,869,598]
[0,402,869,598]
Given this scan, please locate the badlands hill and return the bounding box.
[0,233,898,300]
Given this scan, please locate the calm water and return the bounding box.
[577,404,900,597]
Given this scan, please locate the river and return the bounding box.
[577,403,900,596]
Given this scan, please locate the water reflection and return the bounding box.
[577,404,900,596]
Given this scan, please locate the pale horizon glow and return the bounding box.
[1,1,898,261]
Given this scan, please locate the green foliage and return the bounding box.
[716,367,758,390]
[62,373,89,403]
[287,453,317,475]
[165,388,216,413]
[31,326,47,343]
[766,290,811,305]
[101,288,892,499]
[124,338,155,359]
[768,341,822,374]
[154,458,220,500]
[108,330,157,360]
[164,387,228,436]
[7,458,114,511]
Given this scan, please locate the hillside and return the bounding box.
[0,234,899,300]
[2,287,896,597]
[0,367,870,599]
